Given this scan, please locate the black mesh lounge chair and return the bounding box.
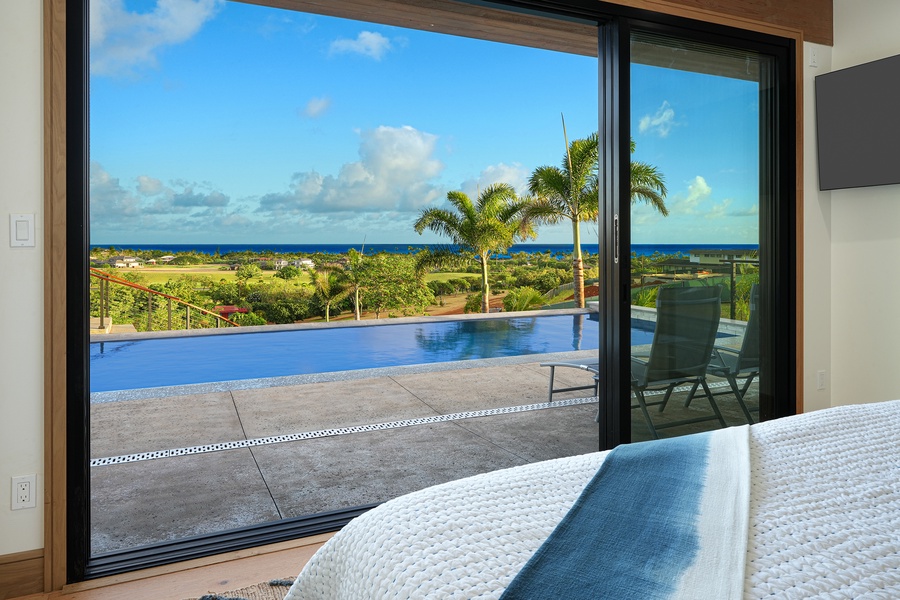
[631,285,727,439]
[684,283,759,424]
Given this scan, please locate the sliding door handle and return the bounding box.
[613,214,619,264]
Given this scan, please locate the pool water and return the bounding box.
[90,314,646,393]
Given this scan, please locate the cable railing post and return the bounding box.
[168,297,173,330]
[147,291,152,331]
[730,261,736,320]
[99,278,107,329]
[186,305,191,330]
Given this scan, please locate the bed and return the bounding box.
[287,400,900,599]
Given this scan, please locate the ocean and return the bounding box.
[90,242,758,258]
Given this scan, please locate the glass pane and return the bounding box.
[629,32,766,441]
[88,0,600,558]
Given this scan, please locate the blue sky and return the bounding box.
[89,0,760,246]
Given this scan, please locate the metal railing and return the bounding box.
[90,268,240,332]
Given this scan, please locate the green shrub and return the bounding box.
[230,312,267,326]
[464,293,482,314]
[503,287,545,312]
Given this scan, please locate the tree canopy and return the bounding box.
[414,183,537,313]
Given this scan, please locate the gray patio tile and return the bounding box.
[90,392,244,458]
[390,363,563,413]
[90,449,279,556]
[250,422,527,518]
[231,378,437,438]
[451,402,602,462]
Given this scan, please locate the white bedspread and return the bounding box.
[288,400,900,599]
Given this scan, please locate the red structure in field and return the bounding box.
[215,305,248,318]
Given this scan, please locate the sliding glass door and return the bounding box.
[597,19,795,446]
[67,0,795,581]
[628,33,767,441]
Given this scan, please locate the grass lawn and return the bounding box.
[129,266,476,287]
[127,265,305,285]
[424,272,479,283]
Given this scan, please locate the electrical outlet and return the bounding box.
[11,475,36,510]
[816,370,827,391]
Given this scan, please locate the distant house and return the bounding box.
[108,255,143,268]
[291,259,315,270]
[688,249,758,265]
[273,259,289,270]
[159,255,176,264]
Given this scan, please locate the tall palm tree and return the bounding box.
[528,131,668,308]
[309,267,350,322]
[527,132,599,309]
[414,183,536,313]
[343,248,365,320]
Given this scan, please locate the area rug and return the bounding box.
[184,578,295,600]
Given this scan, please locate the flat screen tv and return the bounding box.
[815,53,900,191]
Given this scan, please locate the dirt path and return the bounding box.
[427,293,506,316]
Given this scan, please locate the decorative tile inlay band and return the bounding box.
[90,381,734,468]
[90,395,599,467]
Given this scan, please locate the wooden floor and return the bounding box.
[11,535,330,600]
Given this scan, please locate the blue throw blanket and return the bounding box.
[500,426,750,599]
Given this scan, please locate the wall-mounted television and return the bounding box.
[815,54,900,191]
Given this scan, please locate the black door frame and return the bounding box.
[597,16,797,446]
[65,0,796,581]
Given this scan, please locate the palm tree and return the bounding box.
[414,183,536,313]
[528,129,668,308]
[309,267,350,322]
[343,248,365,320]
[527,131,599,309]
[630,139,669,217]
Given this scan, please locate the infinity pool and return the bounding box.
[90,314,647,393]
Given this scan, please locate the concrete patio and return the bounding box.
[88,355,758,557]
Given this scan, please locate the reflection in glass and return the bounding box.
[629,32,768,440]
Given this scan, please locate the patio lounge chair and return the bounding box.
[684,283,759,424]
[631,285,727,439]
[540,361,599,402]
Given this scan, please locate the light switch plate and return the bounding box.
[9,213,35,247]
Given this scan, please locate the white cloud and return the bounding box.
[136,175,163,196]
[90,162,143,220]
[303,96,332,118]
[642,174,758,222]
[256,125,444,215]
[328,31,392,60]
[90,161,241,239]
[172,190,230,208]
[90,0,222,77]
[460,163,530,198]
[638,101,676,138]
[676,175,712,214]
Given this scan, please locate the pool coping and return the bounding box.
[89,348,600,403]
[89,307,596,343]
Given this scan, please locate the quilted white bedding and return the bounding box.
[287,400,900,599]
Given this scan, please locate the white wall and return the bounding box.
[0,0,45,555]
[827,0,900,407]
[802,40,833,412]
